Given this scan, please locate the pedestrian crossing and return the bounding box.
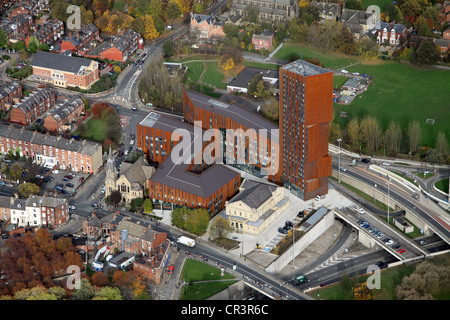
[306,230,358,274]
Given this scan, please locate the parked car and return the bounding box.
[314,195,320,201]
[132,107,138,111]
[79,177,85,182]
[66,183,74,188]
[397,248,406,254]
[382,162,390,166]
[361,158,370,164]
[69,205,76,210]
[341,69,348,74]
[278,227,288,234]
[419,240,427,246]
[357,208,365,214]
[52,170,59,174]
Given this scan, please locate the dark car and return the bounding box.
[361,158,371,163]
[285,221,294,229]
[297,211,305,218]
[66,183,74,188]
[278,227,288,234]
[79,177,85,182]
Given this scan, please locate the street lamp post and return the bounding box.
[337,138,342,183]
[387,178,391,224]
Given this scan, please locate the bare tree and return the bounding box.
[360,115,382,155]
[435,131,449,156]
[407,120,421,155]
[383,121,402,155]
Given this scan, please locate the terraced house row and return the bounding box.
[0,194,69,228]
[9,87,55,125]
[0,125,102,173]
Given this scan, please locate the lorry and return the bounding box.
[177,236,195,248]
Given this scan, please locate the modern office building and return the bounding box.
[279,60,333,201]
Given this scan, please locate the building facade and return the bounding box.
[31,51,99,90]
[252,30,274,50]
[0,82,22,111]
[43,95,85,133]
[0,125,102,173]
[230,0,298,23]
[377,22,407,47]
[190,13,225,39]
[9,87,56,126]
[279,60,333,200]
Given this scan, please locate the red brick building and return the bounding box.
[0,125,103,173]
[279,60,333,200]
[190,13,225,39]
[137,111,241,216]
[0,81,22,111]
[252,30,274,50]
[9,87,55,126]
[40,196,70,227]
[43,95,85,133]
[60,24,101,55]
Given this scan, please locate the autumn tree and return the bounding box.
[435,131,449,156]
[91,102,110,117]
[143,15,159,40]
[261,97,279,122]
[18,183,40,198]
[209,216,232,240]
[165,0,181,26]
[92,272,110,287]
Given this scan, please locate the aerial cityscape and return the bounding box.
[0,0,449,308]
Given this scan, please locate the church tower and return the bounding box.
[104,147,117,198]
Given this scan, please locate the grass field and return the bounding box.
[274,42,358,69]
[333,60,450,148]
[179,259,237,300]
[435,178,449,194]
[75,118,107,142]
[184,61,204,83]
[361,0,393,12]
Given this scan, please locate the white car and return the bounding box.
[52,170,59,174]
[69,205,76,210]
[352,72,360,76]
[339,166,347,172]
[130,140,134,145]
[382,162,390,166]
[341,69,348,74]
[358,208,365,214]
[314,195,320,201]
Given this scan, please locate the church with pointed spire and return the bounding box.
[104,147,156,204]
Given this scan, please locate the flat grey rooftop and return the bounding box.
[280,59,332,76]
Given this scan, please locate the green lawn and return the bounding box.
[201,61,228,89]
[179,259,237,300]
[75,118,107,142]
[435,178,449,194]
[181,259,235,283]
[333,76,348,89]
[184,61,204,83]
[274,42,358,69]
[333,60,450,147]
[361,0,393,12]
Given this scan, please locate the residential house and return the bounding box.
[434,38,450,56]
[0,195,11,222]
[0,125,103,173]
[9,87,56,125]
[8,194,69,228]
[190,13,225,39]
[25,18,64,46]
[377,22,408,47]
[443,26,450,40]
[0,82,22,111]
[311,0,342,22]
[340,8,379,40]
[43,95,85,133]
[440,1,450,23]
[230,0,298,23]
[40,196,69,227]
[252,30,274,51]
[221,179,288,235]
[0,13,33,41]
[30,50,100,90]
[94,30,144,62]
[60,23,101,55]
[8,3,31,17]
